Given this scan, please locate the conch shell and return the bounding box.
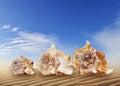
[72,41,113,76]
[9,55,35,75]
[38,44,73,75]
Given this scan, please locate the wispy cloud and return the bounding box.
[1,24,19,32]
[0,31,57,54]
[93,17,120,66]
[11,27,19,32]
[2,24,11,30]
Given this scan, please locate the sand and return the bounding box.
[0,67,120,86]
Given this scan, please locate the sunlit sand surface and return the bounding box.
[0,66,120,86]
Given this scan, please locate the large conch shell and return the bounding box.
[38,44,73,75]
[9,55,35,75]
[72,41,113,76]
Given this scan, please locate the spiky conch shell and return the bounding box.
[9,55,35,75]
[38,44,73,75]
[71,41,113,76]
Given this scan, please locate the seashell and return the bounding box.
[72,41,113,76]
[38,44,73,75]
[9,55,35,75]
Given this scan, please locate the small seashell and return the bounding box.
[9,55,35,75]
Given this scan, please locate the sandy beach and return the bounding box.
[0,66,119,86]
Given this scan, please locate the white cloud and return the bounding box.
[93,17,120,66]
[11,27,19,32]
[18,31,57,44]
[1,24,19,32]
[2,24,11,29]
[0,31,57,54]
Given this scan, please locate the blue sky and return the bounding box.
[0,0,120,67]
